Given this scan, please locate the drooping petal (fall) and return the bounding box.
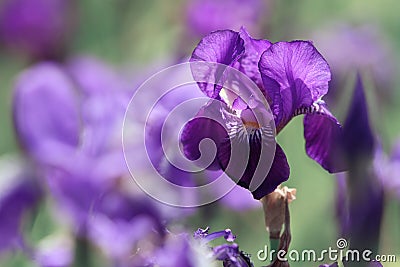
[303,103,346,173]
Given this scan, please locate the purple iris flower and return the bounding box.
[0,155,42,254]
[337,74,383,256]
[0,0,71,60]
[181,29,345,199]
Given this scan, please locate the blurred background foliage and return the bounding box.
[0,0,399,266]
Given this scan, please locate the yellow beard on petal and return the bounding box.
[243,121,260,129]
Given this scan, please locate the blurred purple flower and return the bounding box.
[181,29,345,199]
[88,191,165,263]
[337,74,383,255]
[186,0,265,38]
[13,63,81,165]
[14,56,131,168]
[0,155,42,254]
[12,59,133,231]
[0,0,72,60]
[312,24,395,103]
[375,141,400,198]
[153,234,197,267]
[342,74,375,163]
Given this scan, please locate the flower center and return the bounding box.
[240,108,261,129]
[219,88,265,130]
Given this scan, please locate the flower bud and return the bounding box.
[260,186,296,239]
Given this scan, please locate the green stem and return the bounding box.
[270,237,280,260]
[73,236,91,267]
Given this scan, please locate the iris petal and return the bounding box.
[342,73,375,162]
[303,103,346,173]
[218,123,288,199]
[190,30,245,98]
[13,63,80,162]
[180,100,229,170]
[238,27,271,90]
[259,41,331,128]
[251,144,290,199]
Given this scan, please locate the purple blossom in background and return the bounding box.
[0,155,42,254]
[153,233,208,267]
[186,0,265,38]
[0,0,72,60]
[374,140,400,199]
[12,59,149,242]
[337,74,383,257]
[177,0,268,60]
[181,29,345,199]
[342,75,375,163]
[88,191,166,264]
[312,24,396,103]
